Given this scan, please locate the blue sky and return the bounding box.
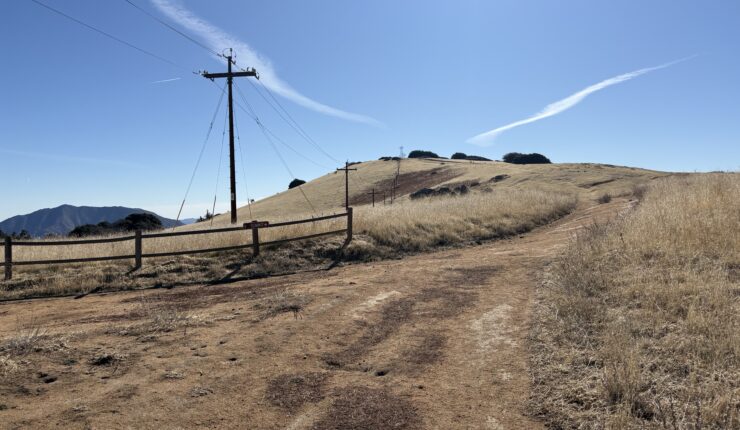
[1,0,738,220]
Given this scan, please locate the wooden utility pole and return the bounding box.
[389,183,400,204]
[336,161,357,209]
[392,146,404,204]
[367,188,376,207]
[202,49,258,224]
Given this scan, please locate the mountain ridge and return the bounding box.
[0,205,182,237]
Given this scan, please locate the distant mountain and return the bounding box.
[179,218,198,225]
[0,205,182,237]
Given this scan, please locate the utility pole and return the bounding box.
[392,146,404,204]
[367,188,376,207]
[201,49,258,224]
[389,183,399,204]
[336,161,357,210]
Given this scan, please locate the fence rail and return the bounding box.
[2,208,353,280]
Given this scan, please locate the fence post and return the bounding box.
[251,222,261,257]
[134,230,142,270]
[345,207,353,246]
[4,237,11,281]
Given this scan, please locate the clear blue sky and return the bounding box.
[1,0,738,220]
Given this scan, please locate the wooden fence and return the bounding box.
[2,208,353,281]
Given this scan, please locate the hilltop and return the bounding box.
[201,158,667,226]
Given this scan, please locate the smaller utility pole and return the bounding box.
[392,146,404,204]
[389,183,400,204]
[336,161,357,209]
[367,188,376,207]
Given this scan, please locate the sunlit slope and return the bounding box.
[200,158,668,227]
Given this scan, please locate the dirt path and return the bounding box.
[0,200,630,429]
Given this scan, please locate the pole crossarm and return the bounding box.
[202,69,258,80]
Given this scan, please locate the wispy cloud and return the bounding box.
[467,56,695,146]
[0,149,144,168]
[150,0,383,127]
[150,77,181,84]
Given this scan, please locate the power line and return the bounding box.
[260,125,318,214]
[30,0,188,71]
[211,110,229,226]
[223,82,317,214]
[246,79,340,164]
[122,0,222,58]
[232,83,330,170]
[175,84,226,223]
[233,113,253,219]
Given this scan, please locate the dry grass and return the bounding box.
[265,372,329,412]
[355,188,575,252]
[109,294,209,337]
[0,321,70,378]
[530,173,739,429]
[254,290,312,320]
[2,186,575,300]
[311,386,420,430]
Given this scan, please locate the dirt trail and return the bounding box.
[0,200,630,429]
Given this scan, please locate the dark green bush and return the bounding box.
[69,213,162,237]
[408,150,440,159]
[289,178,306,189]
[451,152,491,161]
[502,152,551,164]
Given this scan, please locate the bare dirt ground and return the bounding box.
[0,199,630,429]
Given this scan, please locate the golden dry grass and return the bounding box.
[530,173,739,429]
[2,185,575,300]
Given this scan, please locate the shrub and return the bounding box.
[597,194,612,204]
[69,213,162,237]
[451,152,491,161]
[408,150,440,159]
[196,210,216,223]
[10,230,31,240]
[502,152,551,164]
[409,188,435,199]
[288,178,306,189]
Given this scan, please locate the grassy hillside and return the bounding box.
[201,158,666,227]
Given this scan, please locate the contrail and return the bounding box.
[467,56,696,145]
[0,149,144,168]
[150,77,181,84]
[149,0,383,127]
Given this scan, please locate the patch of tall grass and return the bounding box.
[530,173,739,429]
[356,189,576,252]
